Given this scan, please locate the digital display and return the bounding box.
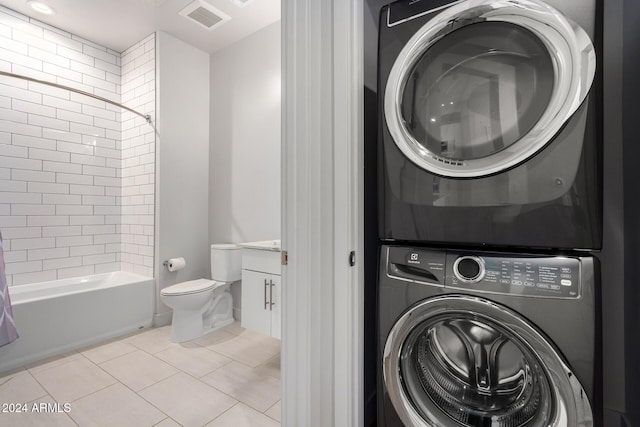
[447,255,581,298]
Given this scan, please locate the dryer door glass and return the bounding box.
[384,0,596,178]
[401,22,554,162]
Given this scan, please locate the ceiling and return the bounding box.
[0,0,280,54]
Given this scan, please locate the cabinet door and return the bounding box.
[241,270,271,336]
[269,275,281,339]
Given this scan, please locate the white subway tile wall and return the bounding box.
[0,6,156,286]
[120,34,155,278]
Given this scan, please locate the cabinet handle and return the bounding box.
[264,279,269,309]
[270,279,275,311]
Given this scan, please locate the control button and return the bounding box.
[458,259,480,279]
[536,283,549,289]
[511,280,523,286]
[550,285,561,290]
[523,281,534,287]
[560,274,572,279]
[560,279,572,287]
[453,256,486,284]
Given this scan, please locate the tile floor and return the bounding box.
[0,322,281,427]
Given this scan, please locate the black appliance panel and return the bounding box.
[377,0,601,250]
[377,245,599,426]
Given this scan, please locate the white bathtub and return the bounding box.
[0,271,155,373]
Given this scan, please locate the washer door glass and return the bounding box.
[383,296,592,427]
[384,0,596,178]
[404,315,552,426]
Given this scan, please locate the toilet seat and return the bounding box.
[161,279,228,296]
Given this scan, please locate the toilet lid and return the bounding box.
[161,279,227,296]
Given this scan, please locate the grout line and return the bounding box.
[28,351,118,406]
[205,401,241,425]
[152,415,180,426]
[135,371,181,395]
[264,399,282,421]
[0,370,49,402]
[25,350,82,375]
[118,370,181,420]
[137,364,243,410]
[5,324,281,426]
[26,393,80,426]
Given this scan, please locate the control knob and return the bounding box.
[453,256,486,284]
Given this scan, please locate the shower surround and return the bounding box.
[0,6,155,286]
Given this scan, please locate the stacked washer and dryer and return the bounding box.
[375,0,602,426]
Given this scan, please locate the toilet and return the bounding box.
[161,244,241,343]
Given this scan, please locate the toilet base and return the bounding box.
[169,313,235,343]
[170,312,204,343]
[203,317,234,336]
[169,291,234,343]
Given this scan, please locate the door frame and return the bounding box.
[281,0,364,425]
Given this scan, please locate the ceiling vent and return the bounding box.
[179,0,231,31]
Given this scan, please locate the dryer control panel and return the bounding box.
[386,247,582,299]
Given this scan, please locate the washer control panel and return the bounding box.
[386,246,582,299]
[446,254,581,298]
[453,256,486,284]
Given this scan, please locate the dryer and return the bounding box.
[377,0,601,250]
[377,244,599,426]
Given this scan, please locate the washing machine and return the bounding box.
[377,0,601,250]
[377,244,599,426]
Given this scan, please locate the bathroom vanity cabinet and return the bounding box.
[240,242,282,339]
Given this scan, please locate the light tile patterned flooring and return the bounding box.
[0,322,281,427]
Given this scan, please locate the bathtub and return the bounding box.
[0,271,155,373]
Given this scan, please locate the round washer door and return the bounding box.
[383,295,592,427]
[384,0,596,178]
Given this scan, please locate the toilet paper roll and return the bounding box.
[167,257,186,272]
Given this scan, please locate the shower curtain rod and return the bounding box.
[0,70,152,123]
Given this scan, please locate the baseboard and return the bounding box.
[153,310,172,327]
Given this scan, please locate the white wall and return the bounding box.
[0,6,155,285]
[209,21,281,246]
[154,32,211,324]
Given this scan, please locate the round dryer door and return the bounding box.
[383,295,592,426]
[384,0,596,178]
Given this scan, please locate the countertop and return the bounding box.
[238,240,281,252]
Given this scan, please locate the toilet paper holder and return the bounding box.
[163,257,186,272]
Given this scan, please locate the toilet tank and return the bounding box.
[210,244,242,282]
